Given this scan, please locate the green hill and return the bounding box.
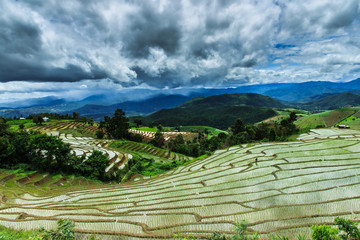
[299,92,360,110]
[138,93,286,129]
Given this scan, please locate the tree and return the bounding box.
[101,109,130,139]
[88,117,94,126]
[134,119,142,128]
[28,134,74,172]
[289,111,297,122]
[80,116,88,123]
[268,128,277,141]
[335,217,360,239]
[72,112,80,120]
[80,150,109,180]
[33,116,39,125]
[33,115,44,125]
[96,130,105,139]
[231,118,244,135]
[151,131,165,148]
[0,121,9,136]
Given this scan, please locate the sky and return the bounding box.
[1,0,360,105]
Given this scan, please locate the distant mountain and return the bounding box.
[298,92,360,110]
[180,93,286,109]
[261,78,360,102]
[1,96,67,109]
[136,93,285,129]
[73,94,192,120]
[2,78,360,119]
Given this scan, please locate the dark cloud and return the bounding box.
[0,0,359,90]
[0,52,107,82]
[131,66,183,88]
[123,3,182,58]
[0,19,41,55]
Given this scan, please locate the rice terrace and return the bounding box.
[2,1,360,239]
[1,125,360,239]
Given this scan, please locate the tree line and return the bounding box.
[0,118,111,181]
[154,112,299,158]
[96,109,298,158]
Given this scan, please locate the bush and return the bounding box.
[335,217,360,239]
[311,225,339,240]
[79,150,109,181]
[33,219,75,240]
[95,130,105,139]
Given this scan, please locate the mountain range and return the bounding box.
[1,78,360,119]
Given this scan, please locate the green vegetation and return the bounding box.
[131,158,189,176]
[136,93,284,129]
[111,140,193,177]
[0,219,76,240]
[111,140,191,161]
[0,121,112,182]
[59,127,96,138]
[299,92,360,111]
[2,217,359,240]
[0,168,103,200]
[1,128,360,238]
[132,126,172,132]
[7,119,37,131]
[229,112,298,145]
[173,126,227,136]
[100,109,130,139]
[295,108,358,130]
[35,219,75,240]
[100,109,143,142]
[0,225,36,240]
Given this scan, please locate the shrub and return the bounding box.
[335,217,360,239]
[311,225,339,240]
[95,130,104,139]
[33,219,75,240]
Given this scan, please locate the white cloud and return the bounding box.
[0,0,360,103]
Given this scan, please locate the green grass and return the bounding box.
[132,126,172,132]
[0,225,37,240]
[171,126,227,135]
[7,119,36,130]
[340,117,360,130]
[295,107,357,130]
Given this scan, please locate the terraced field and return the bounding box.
[57,133,133,174]
[28,122,132,174]
[112,141,192,162]
[0,170,104,203]
[1,128,360,239]
[28,121,98,133]
[129,129,195,142]
[28,121,195,142]
[295,108,358,130]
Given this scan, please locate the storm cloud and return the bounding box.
[0,0,360,94]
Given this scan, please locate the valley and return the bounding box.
[2,94,360,239]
